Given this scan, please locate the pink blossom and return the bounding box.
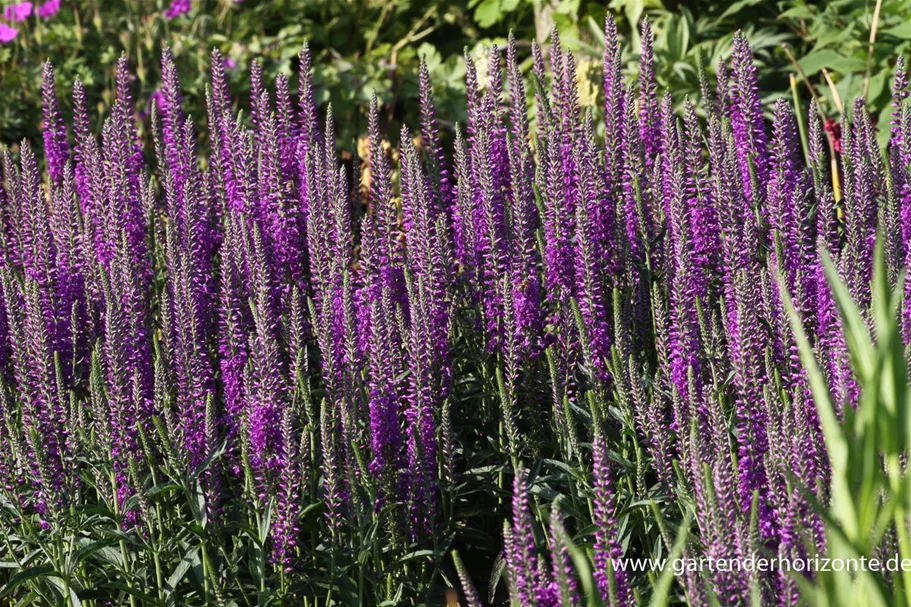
[140,89,166,120]
[164,0,190,19]
[0,23,18,43]
[3,1,32,22]
[37,0,59,18]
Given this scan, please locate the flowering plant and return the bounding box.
[1,15,911,605]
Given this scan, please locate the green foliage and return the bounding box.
[0,0,485,147]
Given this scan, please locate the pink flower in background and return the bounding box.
[164,0,190,19]
[140,89,165,120]
[3,1,32,22]
[37,0,59,18]
[149,89,165,108]
[0,23,18,43]
[224,56,237,69]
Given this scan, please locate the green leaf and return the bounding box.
[881,22,911,39]
[13,592,38,607]
[649,510,691,607]
[474,0,502,28]
[147,482,181,498]
[165,545,200,596]
[821,252,875,381]
[0,566,55,599]
[563,532,604,607]
[45,577,82,607]
[488,553,507,604]
[257,498,273,544]
[587,16,606,47]
[716,0,765,22]
[390,549,436,569]
[186,480,207,528]
[797,49,867,76]
[106,583,158,604]
[778,5,814,19]
[75,539,123,569]
[190,440,227,481]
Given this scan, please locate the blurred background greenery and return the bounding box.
[1,0,910,150]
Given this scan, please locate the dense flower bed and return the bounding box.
[0,17,909,605]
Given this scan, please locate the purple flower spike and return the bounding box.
[729,32,769,205]
[42,62,70,186]
[506,468,541,605]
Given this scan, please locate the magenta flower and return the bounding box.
[0,23,17,43]
[149,89,165,108]
[139,89,166,120]
[164,0,190,19]
[3,1,32,21]
[224,56,237,69]
[37,0,59,18]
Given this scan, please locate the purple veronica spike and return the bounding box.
[506,468,541,604]
[661,96,702,409]
[574,113,611,381]
[548,508,581,606]
[769,100,816,331]
[464,49,481,141]
[272,407,301,569]
[603,16,626,190]
[42,62,70,186]
[418,58,455,222]
[505,44,542,353]
[729,32,769,206]
[452,124,479,279]
[808,101,839,256]
[531,42,553,136]
[592,433,630,605]
[638,19,661,167]
[246,221,288,476]
[890,59,911,302]
[400,129,446,535]
[842,99,880,308]
[681,100,721,291]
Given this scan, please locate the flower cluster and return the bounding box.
[0,20,908,605]
[0,0,60,45]
[164,0,190,20]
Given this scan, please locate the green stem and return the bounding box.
[153,547,164,605]
[111,473,138,607]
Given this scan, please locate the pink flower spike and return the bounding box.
[164,0,190,19]
[3,1,32,22]
[37,0,59,19]
[0,23,18,43]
